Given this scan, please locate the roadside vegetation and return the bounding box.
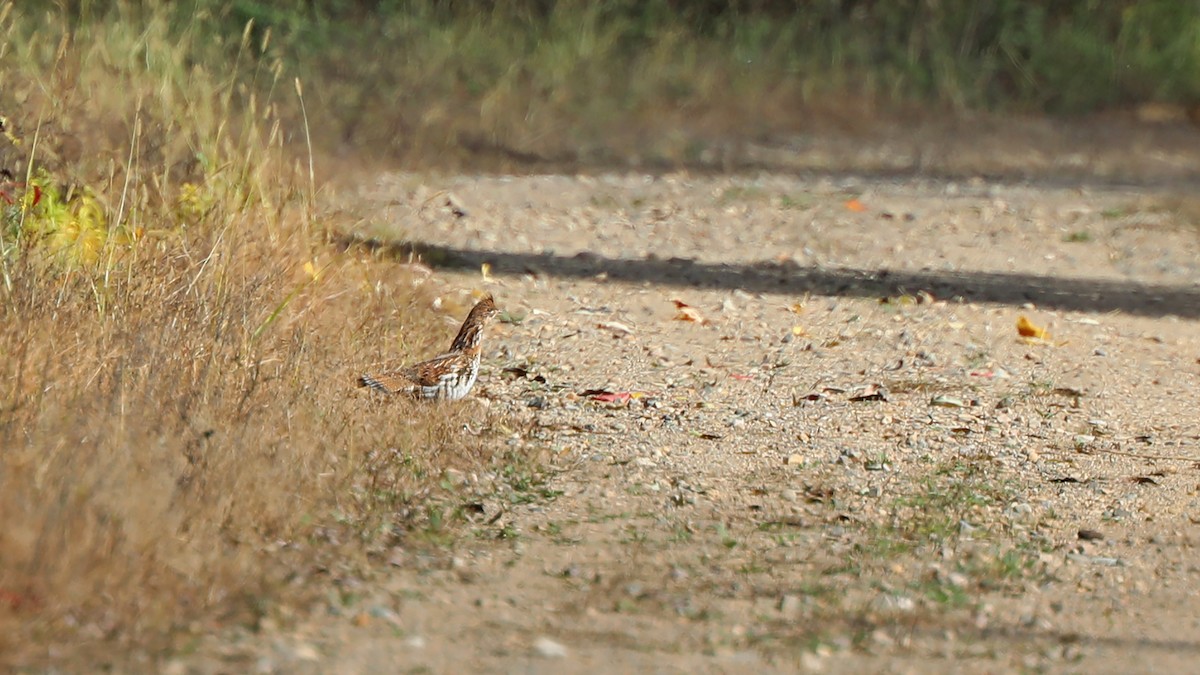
[0,3,520,667]
[231,0,1200,166]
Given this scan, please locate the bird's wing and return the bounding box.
[359,352,465,393]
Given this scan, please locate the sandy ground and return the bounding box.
[174,157,1200,674]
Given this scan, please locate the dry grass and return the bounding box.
[0,4,516,667]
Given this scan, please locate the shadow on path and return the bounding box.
[337,234,1200,319]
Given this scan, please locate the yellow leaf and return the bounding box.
[791,325,808,336]
[481,262,493,281]
[303,260,320,280]
[1017,315,1048,339]
[789,302,805,315]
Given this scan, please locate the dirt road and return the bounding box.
[181,169,1200,674]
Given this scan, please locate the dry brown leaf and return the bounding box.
[597,320,634,337]
[672,299,710,325]
[849,383,888,402]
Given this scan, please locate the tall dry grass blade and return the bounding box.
[295,77,316,210]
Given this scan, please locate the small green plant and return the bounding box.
[716,185,765,206]
[670,526,694,543]
[917,579,971,608]
[622,526,649,545]
[779,193,814,210]
[716,523,739,549]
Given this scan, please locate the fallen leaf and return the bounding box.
[584,390,651,404]
[501,366,546,384]
[969,368,1011,379]
[791,325,808,337]
[672,299,710,325]
[1130,475,1160,486]
[792,392,825,405]
[1017,315,1048,340]
[844,198,867,212]
[879,294,917,307]
[930,395,968,408]
[849,383,888,402]
[446,193,468,218]
[697,432,723,440]
[730,373,754,381]
[789,302,805,315]
[480,262,493,281]
[597,320,634,337]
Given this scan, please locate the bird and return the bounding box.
[358,293,500,400]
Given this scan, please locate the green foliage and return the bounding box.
[34,0,1191,169]
[193,1,1200,111]
[116,0,1200,167]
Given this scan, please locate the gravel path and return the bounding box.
[181,170,1200,674]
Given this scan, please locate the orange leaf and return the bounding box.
[672,299,710,325]
[1016,315,1048,339]
[844,199,867,212]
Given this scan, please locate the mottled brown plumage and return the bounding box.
[359,294,499,400]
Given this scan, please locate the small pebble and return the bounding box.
[291,643,320,662]
[534,636,568,658]
[779,594,804,619]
